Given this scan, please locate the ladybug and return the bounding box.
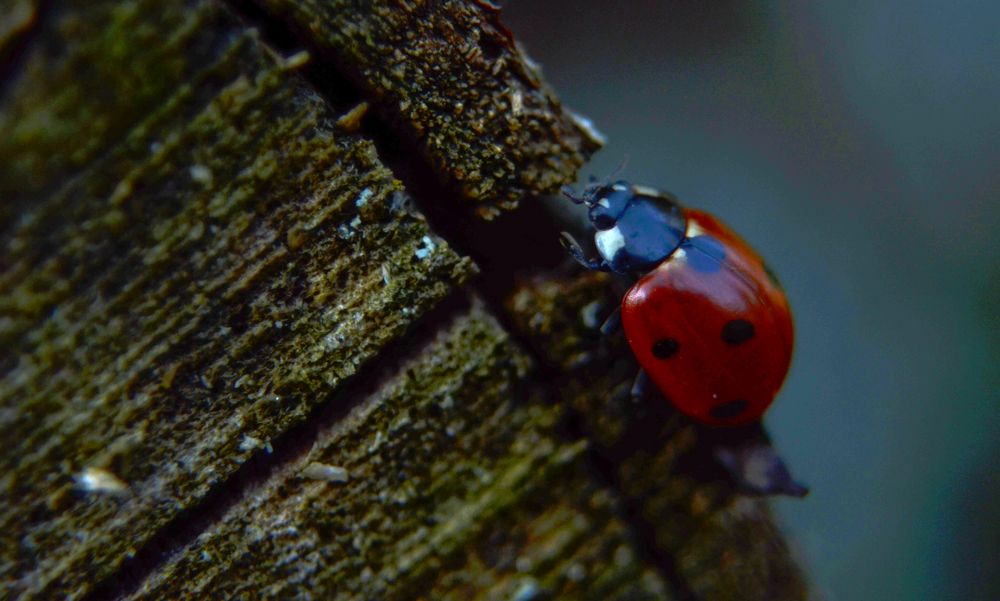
[560,180,794,427]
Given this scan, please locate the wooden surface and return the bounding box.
[246,0,604,216]
[0,1,808,600]
[125,303,674,600]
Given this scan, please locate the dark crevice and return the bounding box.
[0,0,53,101]
[226,0,363,113]
[363,86,709,601]
[228,2,711,600]
[337,59,713,599]
[224,0,571,298]
[81,291,472,601]
[75,2,705,600]
[554,389,704,601]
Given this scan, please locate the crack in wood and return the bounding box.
[80,291,474,601]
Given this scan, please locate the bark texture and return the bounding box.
[0,1,808,600]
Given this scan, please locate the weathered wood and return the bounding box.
[1,0,251,218]
[246,0,604,216]
[125,303,673,601]
[0,3,473,598]
[1,1,809,600]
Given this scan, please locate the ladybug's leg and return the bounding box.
[599,307,622,336]
[630,369,651,399]
[559,232,611,272]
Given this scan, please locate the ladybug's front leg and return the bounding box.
[605,311,652,400]
[630,369,652,399]
[560,232,612,272]
[599,306,622,336]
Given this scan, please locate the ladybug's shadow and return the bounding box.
[596,343,808,499]
[686,419,809,498]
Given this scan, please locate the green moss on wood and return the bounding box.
[0,0,243,208]
[419,470,676,601]
[0,4,472,598]
[127,304,673,601]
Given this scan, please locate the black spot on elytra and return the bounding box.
[722,319,755,345]
[710,399,748,420]
[652,338,679,359]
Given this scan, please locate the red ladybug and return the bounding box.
[561,180,794,427]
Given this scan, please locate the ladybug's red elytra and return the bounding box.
[561,180,794,427]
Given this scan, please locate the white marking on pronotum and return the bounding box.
[75,467,130,496]
[630,184,660,197]
[596,197,610,208]
[595,226,626,262]
[611,183,628,192]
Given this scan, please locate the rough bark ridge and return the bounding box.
[0,1,808,600]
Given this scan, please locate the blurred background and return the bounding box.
[505,1,999,600]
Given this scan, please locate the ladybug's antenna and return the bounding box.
[573,157,632,203]
[561,185,586,205]
[606,155,630,181]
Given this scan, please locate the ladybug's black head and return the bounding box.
[565,179,687,275]
[578,180,633,230]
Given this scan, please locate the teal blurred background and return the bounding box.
[505,1,999,599]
